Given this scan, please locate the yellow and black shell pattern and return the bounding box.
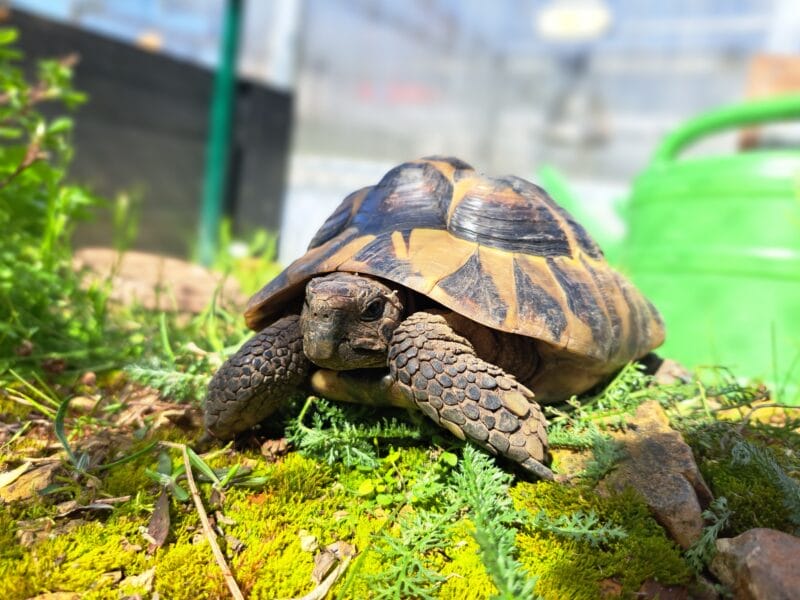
[246,157,664,365]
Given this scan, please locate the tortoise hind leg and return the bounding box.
[388,312,553,480]
[204,314,310,439]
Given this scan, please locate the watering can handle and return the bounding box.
[651,94,800,165]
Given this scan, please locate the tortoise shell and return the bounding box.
[246,157,664,364]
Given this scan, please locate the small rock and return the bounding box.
[15,340,34,356]
[652,358,693,385]
[602,401,713,548]
[225,534,245,554]
[299,529,318,553]
[79,371,97,387]
[26,594,81,600]
[710,528,800,600]
[42,357,66,374]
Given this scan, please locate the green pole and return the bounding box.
[199,0,243,265]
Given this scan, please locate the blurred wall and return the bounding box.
[9,5,294,257]
[278,0,785,261]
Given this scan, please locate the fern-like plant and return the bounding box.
[731,439,800,533]
[369,507,458,600]
[455,445,539,600]
[286,396,428,468]
[527,509,627,547]
[684,496,732,573]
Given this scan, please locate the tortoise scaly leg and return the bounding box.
[204,314,310,439]
[388,312,552,480]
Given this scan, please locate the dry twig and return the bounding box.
[180,444,245,600]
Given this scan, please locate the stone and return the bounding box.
[299,530,319,553]
[652,358,693,385]
[710,528,800,600]
[603,401,713,549]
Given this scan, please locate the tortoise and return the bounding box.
[204,157,664,479]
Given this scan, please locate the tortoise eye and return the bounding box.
[361,298,385,321]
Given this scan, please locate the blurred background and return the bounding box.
[5,0,799,392]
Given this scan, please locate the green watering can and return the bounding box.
[622,95,800,401]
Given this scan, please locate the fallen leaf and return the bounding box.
[311,541,356,584]
[225,534,245,554]
[55,499,116,518]
[145,488,170,552]
[311,549,338,585]
[261,438,289,461]
[0,462,59,502]
[0,461,32,488]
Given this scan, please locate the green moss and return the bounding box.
[511,482,692,599]
[0,395,32,421]
[685,424,800,534]
[0,516,150,600]
[0,444,698,599]
[223,452,386,598]
[437,520,497,599]
[696,452,795,533]
[100,443,159,497]
[154,541,225,599]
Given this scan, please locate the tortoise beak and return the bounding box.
[304,330,337,362]
[301,308,344,366]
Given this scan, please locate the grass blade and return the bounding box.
[187,446,220,485]
[54,395,78,466]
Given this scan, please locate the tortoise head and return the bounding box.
[300,273,404,370]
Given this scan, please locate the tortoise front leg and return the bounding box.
[204,314,310,439]
[388,312,553,480]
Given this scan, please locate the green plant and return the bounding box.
[527,509,627,547]
[730,439,800,532]
[369,507,458,600]
[578,434,626,485]
[685,496,732,573]
[286,396,429,469]
[455,445,539,600]
[211,220,282,296]
[0,28,112,371]
[686,420,800,535]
